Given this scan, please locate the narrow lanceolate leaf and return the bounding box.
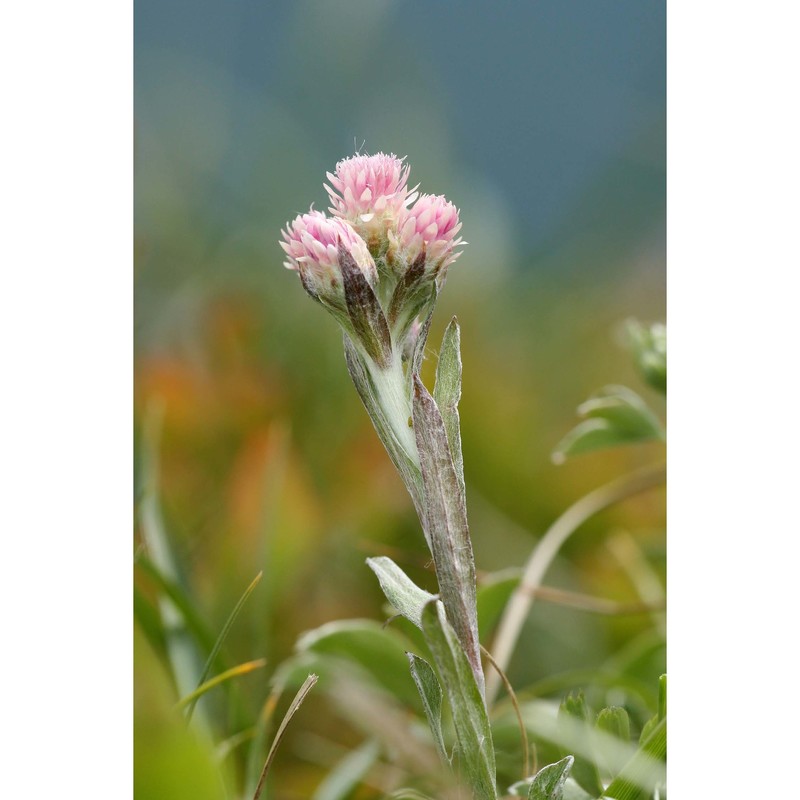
[407,653,448,764]
[421,601,496,800]
[339,242,392,368]
[413,376,483,697]
[366,556,435,629]
[526,755,574,800]
[186,570,263,721]
[433,317,465,498]
[344,336,423,512]
[252,674,319,800]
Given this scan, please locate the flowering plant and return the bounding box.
[277,154,666,799]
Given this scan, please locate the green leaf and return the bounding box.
[407,653,448,764]
[527,755,574,800]
[312,739,381,800]
[296,619,419,707]
[385,791,436,800]
[638,674,666,745]
[552,386,663,463]
[626,319,666,393]
[134,626,229,800]
[604,717,666,800]
[366,556,435,629]
[413,376,483,696]
[558,693,603,797]
[433,317,465,498]
[420,600,496,800]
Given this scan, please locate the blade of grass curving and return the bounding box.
[245,685,283,796]
[175,659,268,710]
[433,317,465,497]
[366,556,435,629]
[407,653,448,764]
[421,600,496,799]
[486,463,666,705]
[252,673,319,800]
[185,570,263,721]
[413,376,484,698]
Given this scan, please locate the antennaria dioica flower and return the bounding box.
[281,153,496,797]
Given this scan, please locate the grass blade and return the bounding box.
[252,673,319,800]
[175,659,268,710]
[185,570,263,721]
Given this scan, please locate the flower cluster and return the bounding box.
[281,153,464,362]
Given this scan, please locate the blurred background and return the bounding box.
[134,1,665,797]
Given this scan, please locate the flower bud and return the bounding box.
[393,193,464,280]
[280,210,378,310]
[280,210,391,367]
[325,153,417,250]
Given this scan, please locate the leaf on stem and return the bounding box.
[508,755,575,800]
[433,317,465,497]
[420,600,496,800]
[412,375,483,696]
[552,385,663,464]
[407,653,448,764]
[366,556,435,629]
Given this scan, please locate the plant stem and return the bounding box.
[485,463,666,706]
[368,353,419,466]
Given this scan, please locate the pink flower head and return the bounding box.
[325,153,416,242]
[280,211,377,305]
[395,194,464,273]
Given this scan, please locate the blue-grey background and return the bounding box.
[135,0,664,279]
